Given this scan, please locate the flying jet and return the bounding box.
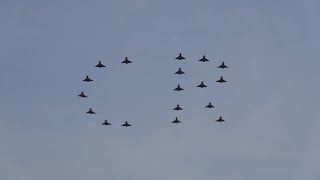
[205,102,215,108]
[122,121,131,127]
[216,76,226,83]
[197,81,207,88]
[175,68,185,75]
[218,62,228,69]
[175,53,185,60]
[95,61,106,68]
[86,108,96,114]
[174,84,184,91]
[121,57,132,64]
[83,75,93,82]
[173,104,183,111]
[101,120,111,126]
[216,116,225,122]
[171,117,181,124]
[78,91,87,98]
[199,55,209,62]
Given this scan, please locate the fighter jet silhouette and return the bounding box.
[83,75,93,82]
[175,53,185,60]
[216,116,225,122]
[121,57,132,64]
[174,84,184,91]
[175,68,185,75]
[173,104,183,111]
[199,55,209,62]
[101,120,111,126]
[95,61,106,68]
[197,81,207,88]
[86,108,96,114]
[78,91,87,98]
[122,121,131,127]
[171,117,181,124]
[205,102,215,108]
[218,62,228,69]
[216,76,226,83]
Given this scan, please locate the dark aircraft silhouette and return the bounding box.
[171,117,181,124]
[197,81,207,88]
[86,108,96,114]
[95,61,106,68]
[175,53,185,60]
[83,75,93,82]
[175,68,185,75]
[122,121,131,127]
[101,120,111,126]
[216,76,226,83]
[216,116,225,122]
[121,57,132,64]
[205,102,215,108]
[173,104,183,111]
[199,55,209,62]
[174,84,184,91]
[78,91,87,98]
[218,62,228,69]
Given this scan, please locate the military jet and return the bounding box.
[78,91,87,98]
[121,57,132,64]
[205,102,215,108]
[101,120,111,126]
[197,81,207,88]
[174,84,184,91]
[83,75,93,82]
[216,76,226,83]
[86,108,96,114]
[95,61,106,68]
[173,104,183,111]
[175,53,185,60]
[218,62,228,69]
[199,55,209,62]
[175,68,185,75]
[122,121,131,127]
[216,116,225,122]
[171,117,181,124]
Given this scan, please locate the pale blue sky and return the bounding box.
[1,0,320,179]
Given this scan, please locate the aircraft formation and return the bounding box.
[78,53,228,127]
[79,57,134,127]
[172,53,228,124]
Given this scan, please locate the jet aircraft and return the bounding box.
[86,108,96,114]
[122,121,131,127]
[216,76,226,83]
[78,91,87,98]
[174,84,184,91]
[175,53,185,60]
[83,75,93,82]
[95,61,106,68]
[175,68,185,75]
[218,62,228,69]
[197,81,207,88]
[173,104,183,111]
[121,57,132,64]
[101,120,111,126]
[171,117,181,124]
[199,55,209,62]
[205,102,215,108]
[216,116,225,122]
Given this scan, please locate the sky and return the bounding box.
[1,0,320,179]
